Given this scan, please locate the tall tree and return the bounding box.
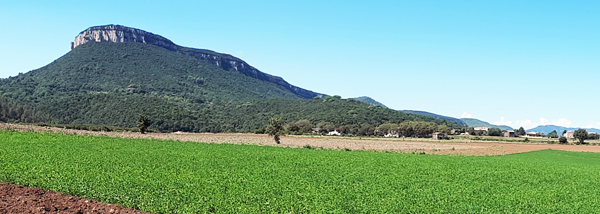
[266,117,284,144]
[517,127,526,136]
[547,130,559,138]
[574,129,588,145]
[137,114,152,134]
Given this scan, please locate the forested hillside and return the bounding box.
[0,97,47,123]
[0,41,462,132]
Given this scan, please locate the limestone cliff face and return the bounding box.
[72,25,325,99]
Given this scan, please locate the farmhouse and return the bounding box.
[432,132,445,140]
[474,127,489,131]
[564,130,575,138]
[526,131,538,137]
[504,130,515,137]
[328,128,341,136]
[384,133,399,138]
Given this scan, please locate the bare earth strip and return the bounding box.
[3,123,600,156]
[0,182,147,214]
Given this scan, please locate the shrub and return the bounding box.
[559,136,568,144]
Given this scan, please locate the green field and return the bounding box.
[2,131,600,213]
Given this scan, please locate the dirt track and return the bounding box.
[2,123,600,156]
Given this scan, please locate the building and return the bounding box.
[504,130,515,137]
[328,128,342,136]
[564,130,575,139]
[432,132,445,140]
[526,131,538,137]
[384,133,399,138]
[311,128,323,134]
[474,127,489,131]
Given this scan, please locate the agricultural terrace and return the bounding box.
[3,130,600,213]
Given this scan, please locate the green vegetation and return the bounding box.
[265,116,284,144]
[0,97,47,123]
[574,129,588,145]
[350,96,388,108]
[0,42,461,133]
[3,131,600,212]
[559,136,568,144]
[136,114,152,134]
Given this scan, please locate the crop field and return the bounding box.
[3,130,600,213]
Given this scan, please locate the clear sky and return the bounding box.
[1,0,598,130]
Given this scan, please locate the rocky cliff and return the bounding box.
[72,25,325,99]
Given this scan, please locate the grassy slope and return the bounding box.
[1,131,600,213]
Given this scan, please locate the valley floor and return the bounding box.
[2,123,599,156]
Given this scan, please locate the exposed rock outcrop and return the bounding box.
[72,25,325,99]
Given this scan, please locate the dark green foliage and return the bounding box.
[0,97,46,123]
[517,127,526,136]
[548,130,559,138]
[559,136,568,144]
[266,117,284,144]
[574,129,588,145]
[488,127,503,136]
[136,114,152,134]
[0,42,461,133]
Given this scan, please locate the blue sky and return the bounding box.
[1,0,599,129]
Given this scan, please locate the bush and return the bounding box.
[559,136,568,144]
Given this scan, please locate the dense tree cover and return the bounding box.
[487,128,503,136]
[0,96,47,123]
[516,127,526,136]
[0,42,463,133]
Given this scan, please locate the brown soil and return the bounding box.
[2,123,600,156]
[0,182,147,214]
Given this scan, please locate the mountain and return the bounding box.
[0,25,461,133]
[72,25,325,99]
[351,96,387,108]
[401,110,467,126]
[349,96,467,126]
[526,125,600,134]
[460,118,513,130]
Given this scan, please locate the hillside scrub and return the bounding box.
[0,42,461,133]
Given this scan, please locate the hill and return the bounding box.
[0,25,461,132]
[460,118,513,130]
[401,110,467,126]
[526,125,600,134]
[350,96,388,108]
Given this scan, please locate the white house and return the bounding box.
[328,130,341,136]
[564,130,575,139]
[526,131,538,137]
[474,127,489,131]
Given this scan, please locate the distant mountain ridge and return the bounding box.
[351,96,387,108]
[401,110,467,126]
[349,96,466,125]
[72,25,325,99]
[527,125,600,134]
[460,118,513,130]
